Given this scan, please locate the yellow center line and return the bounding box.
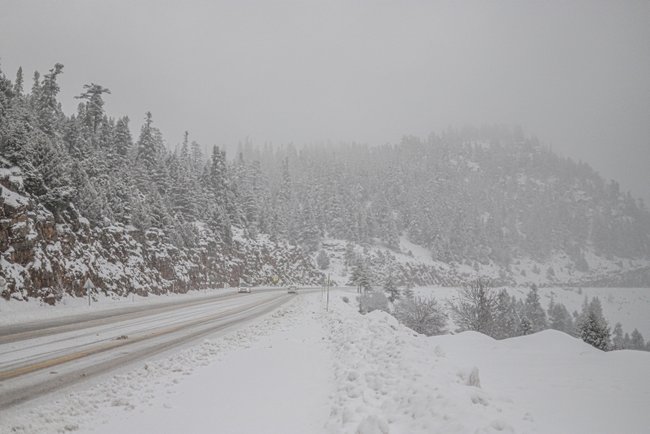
[0,295,283,381]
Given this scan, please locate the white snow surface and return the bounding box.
[0,183,29,208]
[2,290,649,433]
[432,330,650,434]
[324,294,529,433]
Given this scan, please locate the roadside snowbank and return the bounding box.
[323,293,530,433]
[433,329,650,434]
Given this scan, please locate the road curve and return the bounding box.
[0,290,294,410]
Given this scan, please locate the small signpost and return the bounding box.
[84,278,95,306]
[326,273,330,312]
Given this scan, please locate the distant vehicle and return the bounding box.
[238,287,251,293]
[287,285,297,294]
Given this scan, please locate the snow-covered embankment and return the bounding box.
[323,293,530,433]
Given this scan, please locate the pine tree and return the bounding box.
[26,134,74,215]
[168,154,197,223]
[14,66,24,96]
[578,297,611,351]
[297,203,320,252]
[75,83,111,134]
[70,161,105,223]
[316,250,330,270]
[630,329,645,350]
[524,286,547,332]
[114,116,133,164]
[350,261,371,293]
[403,283,415,300]
[36,63,64,136]
[0,106,33,168]
[492,289,519,339]
[343,242,356,267]
[519,315,533,336]
[612,322,625,350]
[30,70,41,109]
[623,332,632,349]
[148,190,171,230]
[548,299,574,335]
[190,140,204,172]
[384,273,400,303]
[180,131,190,163]
[106,177,133,225]
[136,112,157,170]
[208,145,227,205]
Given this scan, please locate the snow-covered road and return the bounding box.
[0,289,294,410]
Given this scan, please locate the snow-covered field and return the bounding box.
[433,331,650,434]
[2,289,649,434]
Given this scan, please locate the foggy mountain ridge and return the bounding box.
[1,63,650,302]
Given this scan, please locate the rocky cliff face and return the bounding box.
[0,161,322,304]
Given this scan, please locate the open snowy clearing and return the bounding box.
[1,289,649,433]
[433,330,650,434]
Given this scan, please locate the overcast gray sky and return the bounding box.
[1,0,649,204]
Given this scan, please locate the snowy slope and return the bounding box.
[324,294,530,433]
[318,236,650,289]
[433,330,650,434]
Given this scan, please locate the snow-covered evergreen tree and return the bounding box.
[492,289,519,339]
[630,329,645,350]
[316,250,330,270]
[523,285,547,332]
[612,322,625,350]
[384,273,400,303]
[577,297,611,351]
[547,299,574,335]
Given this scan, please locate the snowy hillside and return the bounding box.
[2,60,650,302]
[0,158,322,302]
[317,236,650,289]
[2,290,648,434]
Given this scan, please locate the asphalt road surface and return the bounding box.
[0,289,295,410]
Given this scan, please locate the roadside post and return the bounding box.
[326,273,330,312]
[84,278,95,306]
[0,277,5,310]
